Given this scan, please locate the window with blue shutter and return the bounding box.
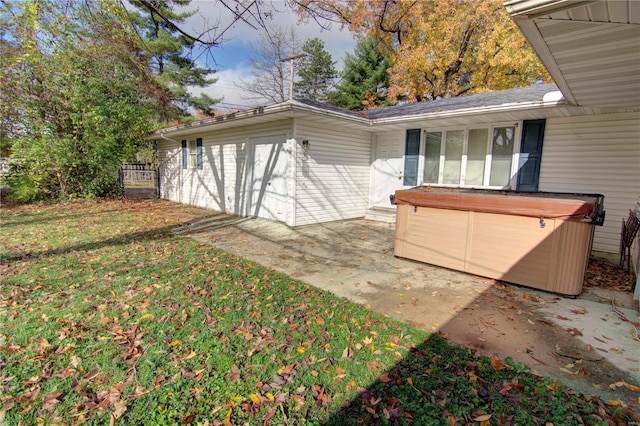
[196,138,203,170]
[181,140,188,169]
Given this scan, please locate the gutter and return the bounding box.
[150,104,294,137]
[369,94,567,125]
[503,0,592,18]
[150,100,371,138]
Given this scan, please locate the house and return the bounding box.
[152,0,639,262]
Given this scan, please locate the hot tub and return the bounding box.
[392,187,605,296]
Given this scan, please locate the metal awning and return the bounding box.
[505,0,640,109]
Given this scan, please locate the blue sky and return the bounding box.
[184,1,357,111]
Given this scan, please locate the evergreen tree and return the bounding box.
[128,0,220,118]
[294,38,337,101]
[328,37,391,110]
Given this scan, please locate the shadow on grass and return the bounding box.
[0,206,124,228]
[1,225,177,263]
[322,334,638,425]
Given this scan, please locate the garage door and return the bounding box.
[246,135,289,222]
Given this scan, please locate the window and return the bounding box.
[189,140,197,168]
[489,127,515,186]
[423,132,441,183]
[196,138,203,170]
[181,140,188,169]
[422,124,519,189]
[182,138,203,170]
[443,130,463,184]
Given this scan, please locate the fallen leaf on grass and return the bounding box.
[110,400,127,425]
[379,373,392,383]
[490,357,506,371]
[42,392,64,411]
[473,414,492,422]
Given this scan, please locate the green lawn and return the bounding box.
[1,200,637,425]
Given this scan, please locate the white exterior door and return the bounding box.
[372,134,406,208]
[247,135,289,222]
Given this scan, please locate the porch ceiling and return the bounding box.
[505,0,640,109]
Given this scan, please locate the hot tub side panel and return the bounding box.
[395,206,468,271]
[394,204,594,295]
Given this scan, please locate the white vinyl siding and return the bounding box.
[157,120,293,217]
[294,120,371,226]
[157,140,181,202]
[538,112,640,253]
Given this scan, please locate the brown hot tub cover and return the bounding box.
[393,187,604,222]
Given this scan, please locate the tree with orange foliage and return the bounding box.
[292,0,550,103]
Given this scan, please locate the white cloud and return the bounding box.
[189,65,256,111]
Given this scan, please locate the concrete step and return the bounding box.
[365,207,396,223]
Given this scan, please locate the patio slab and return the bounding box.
[174,211,640,408]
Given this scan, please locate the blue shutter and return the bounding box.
[181,140,188,169]
[403,129,421,186]
[516,120,545,192]
[196,138,203,170]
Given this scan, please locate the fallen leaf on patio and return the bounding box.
[624,382,640,392]
[570,307,587,315]
[609,348,624,354]
[566,327,583,336]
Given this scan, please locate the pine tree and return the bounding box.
[294,38,337,101]
[328,37,391,110]
[128,0,220,119]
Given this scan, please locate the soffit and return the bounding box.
[506,0,640,109]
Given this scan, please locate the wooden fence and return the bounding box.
[119,164,159,199]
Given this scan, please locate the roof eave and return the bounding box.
[151,100,371,139]
[371,96,567,125]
